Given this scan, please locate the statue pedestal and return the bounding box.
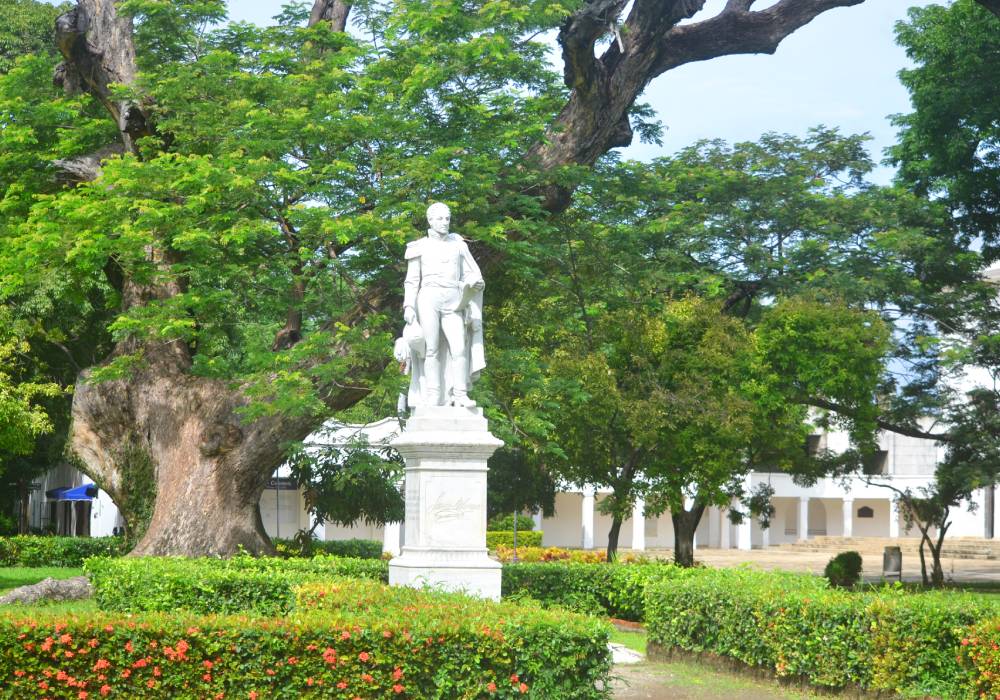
[388,405,503,600]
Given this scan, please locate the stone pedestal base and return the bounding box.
[388,405,503,600]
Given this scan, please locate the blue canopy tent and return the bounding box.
[45,484,98,501]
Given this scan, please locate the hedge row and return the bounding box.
[273,538,384,559]
[0,536,126,567]
[84,556,389,615]
[959,618,1000,698]
[645,567,1000,698]
[485,531,542,549]
[502,561,684,621]
[0,577,613,699]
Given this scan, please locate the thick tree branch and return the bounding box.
[54,0,151,153]
[53,142,125,183]
[558,0,628,92]
[806,397,952,441]
[653,0,866,75]
[308,0,351,31]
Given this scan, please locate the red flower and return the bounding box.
[306,678,314,686]
[100,685,111,696]
[519,683,528,693]
[147,680,156,689]
[94,659,110,671]
[337,681,348,689]
[103,625,114,633]
[287,656,298,665]
[65,650,75,658]
[59,634,73,645]
[393,684,404,694]
[203,660,214,670]
[41,637,54,652]
[121,670,131,679]
[249,692,258,700]
[340,631,351,640]
[510,674,519,683]
[392,668,403,681]
[78,692,88,699]
[203,674,212,682]
[89,638,99,648]
[361,673,374,683]
[153,666,161,677]
[124,641,133,653]
[358,652,370,662]
[487,682,497,693]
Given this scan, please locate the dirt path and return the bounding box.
[611,660,821,700]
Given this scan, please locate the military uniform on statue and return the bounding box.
[388,202,503,600]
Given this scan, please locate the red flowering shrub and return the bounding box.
[958,619,1000,698]
[0,578,612,699]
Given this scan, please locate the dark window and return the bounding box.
[863,450,889,475]
[805,434,822,456]
[857,506,874,519]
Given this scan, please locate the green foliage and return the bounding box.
[84,555,389,614]
[0,319,60,456]
[274,537,383,559]
[287,436,404,529]
[645,567,998,697]
[0,0,66,75]
[0,535,126,567]
[485,530,542,548]
[0,577,612,699]
[111,440,157,547]
[487,449,556,521]
[824,550,863,589]
[960,618,1000,699]
[487,513,535,531]
[891,0,1000,255]
[501,561,685,621]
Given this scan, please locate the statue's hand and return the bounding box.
[404,307,416,325]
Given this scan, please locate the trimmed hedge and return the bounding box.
[85,556,389,614]
[0,536,126,567]
[959,618,1000,698]
[486,531,543,549]
[645,567,1000,698]
[0,577,612,699]
[502,561,684,621]
[274,538,384,559]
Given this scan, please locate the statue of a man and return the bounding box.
[401,202,486,408]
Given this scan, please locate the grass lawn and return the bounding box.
[0,566,83,593]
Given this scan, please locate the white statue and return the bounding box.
[398,202,486,409]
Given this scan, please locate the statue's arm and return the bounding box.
[459,240,484,290]
[403,251,420,322]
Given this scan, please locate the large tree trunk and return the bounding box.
[53,0,872,557]
[671,501,706,567]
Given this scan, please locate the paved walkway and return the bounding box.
[640,547,1000,584]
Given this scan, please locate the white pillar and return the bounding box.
[581,487,595,550]
[719,508,730,549]
[684,496,697,551]
[631,498,646,551]
[842,498,854,538]
[761,525,769,548]
[308,508,325,541]
[382,521,401,557]
[889,497,900,538]
[532,509,543,532]
[735,497,752,550]
[798,497,810,541]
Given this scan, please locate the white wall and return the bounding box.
[541,492,584,547]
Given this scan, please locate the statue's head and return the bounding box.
[426,202,451,236]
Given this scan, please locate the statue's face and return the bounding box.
[427,204,450,236]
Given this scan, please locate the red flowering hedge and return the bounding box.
[959,618,1000,698]
[0,577,612,699]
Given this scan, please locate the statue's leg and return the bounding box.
[441,312,471,405]
[417,292,443,405]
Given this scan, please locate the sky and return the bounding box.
[45,0,938,183]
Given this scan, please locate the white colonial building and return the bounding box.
[24,416,997,551]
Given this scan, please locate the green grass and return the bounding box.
[0,566,83,593]
[610,627,647,655]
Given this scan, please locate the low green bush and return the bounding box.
[959,617,1000,698]
[824,550,863,588]
[0,577,613,699]
[486,530,543,549]
[0,535,126,567]
[84,555,389,614]
[501,561,683,621]
[645,567,1000,698]
[487,514,535,531]
[273,537,384,559]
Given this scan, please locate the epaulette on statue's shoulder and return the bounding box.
[404,238,425,260]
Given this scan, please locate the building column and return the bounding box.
[798,497,810,541]
[581,487,595,550]
[889,498,900,538]
[735,498,752,550]
[308,509,325,541]
[719,508,731,549]
[382,521,401,557]
[532,509,543,533]
[842,498,854,538]
[631,498,646,551]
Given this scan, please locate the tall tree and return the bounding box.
[0,0,67,75]
[1,0,901,556]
